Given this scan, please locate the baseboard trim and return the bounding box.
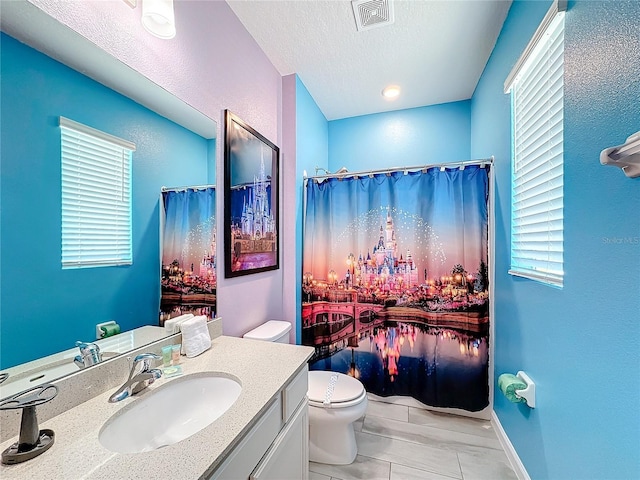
[491,410,531,480]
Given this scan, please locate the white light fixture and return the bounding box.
[382,85,401,100]
[142,0,176,39]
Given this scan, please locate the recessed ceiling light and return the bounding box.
[382,85,401,100]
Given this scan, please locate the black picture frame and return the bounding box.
[223,110,280,278]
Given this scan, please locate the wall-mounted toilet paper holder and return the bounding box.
[515,371,536,408]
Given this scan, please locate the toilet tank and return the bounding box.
[243,320,291,344]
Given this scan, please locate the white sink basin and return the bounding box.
[99,373,242,453]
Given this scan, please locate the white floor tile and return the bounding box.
[310,454,391,480]
[391,463,461,480]
[408,407,496,439]
[458,451,518,480]
[367,400,409,422]
[356,431,462,479]
[310,471,333,480]
[362,415,503,455]
[310,400,517,480]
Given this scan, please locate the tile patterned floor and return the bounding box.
[309,397,518,480]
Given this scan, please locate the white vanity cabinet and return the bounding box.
[251,399,308,479]
[209,365,309,480]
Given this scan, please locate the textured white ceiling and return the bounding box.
[0,0,219,138]
[228,0,512,120]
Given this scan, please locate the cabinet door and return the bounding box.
[251,398,309,480]
[208,397,282,480]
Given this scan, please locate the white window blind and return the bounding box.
[60,117,135,269]
[505,3,565,287]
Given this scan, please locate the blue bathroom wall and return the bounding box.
[328,101,471,173]
[0,34,210,369]
[295,75,329,343]
[471,1,640,478]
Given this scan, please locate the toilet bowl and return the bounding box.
[307,370,368,465]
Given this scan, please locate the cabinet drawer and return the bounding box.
[282,365,308,422]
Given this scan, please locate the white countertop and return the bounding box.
[0,336,314,479]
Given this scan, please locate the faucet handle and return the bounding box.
[132,353,161,372]
[133,353,161,362]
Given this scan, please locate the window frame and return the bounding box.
[60,116,135,269]
[504,0,566,288]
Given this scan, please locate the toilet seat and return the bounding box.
[308,371,366,409]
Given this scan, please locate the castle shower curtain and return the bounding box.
[302,166,490,412]
[160,187,217,324]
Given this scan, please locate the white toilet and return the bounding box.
[307,370,367,465]
[243,321,368,466]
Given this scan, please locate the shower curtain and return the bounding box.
[160,187,217,324]
[302,166,490,412]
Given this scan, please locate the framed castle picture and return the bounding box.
[223,110,280,278]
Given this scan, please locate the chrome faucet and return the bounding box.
[108,353,162,403]
[74,341,102,369]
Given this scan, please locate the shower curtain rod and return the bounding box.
[304,157,494,181]
[160,183,216,193]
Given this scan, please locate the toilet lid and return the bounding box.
[308,371,365,405]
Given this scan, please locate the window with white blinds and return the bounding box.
[60,117,135,269]
[505,2,565,287]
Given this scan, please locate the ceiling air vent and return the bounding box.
[352,0,394,32]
